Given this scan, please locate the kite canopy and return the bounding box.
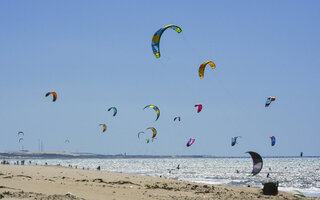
[174,116,181,121]
[231,136,241,146]
[19,138,24,143]
[138,131,144,139]
[199,61,216,79]
[146,138,150,143]
[45,92,57,102]
[146,127,157,141]
[246,151,263,176]
[300,152,303,157]
[151,25,182,58]
[18,131,24,136]
[270,136,276,146]
[186,138,195,147]
[194,104,203,113]
[265,96,276,107]
[99,124,107,133]
[107,107,117,116]
[65,139,70,143]
[144,105,160,121]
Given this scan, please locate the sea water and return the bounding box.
[29,157,320,197]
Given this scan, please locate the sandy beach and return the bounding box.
[0,164,317,200]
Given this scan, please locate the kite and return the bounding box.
[107,107,117,116]
[99,124,107,133]
[65,139,70,143]
[265,97,276,107]
[231,136,241,146]
[146,127,157,141]
[138,131,145,139]
[151,25,182,58]
[246,151,263,176]
[288,190,306,198]
[186,138,195,147]
[194,104,203,113]
[199,61,216,79]
[144,105,160,121]
[19,138,24,143]
[146,138,150,143]
[45,92,57,102]
[174,116,181,121]
[18,131,24,136]
[270,136,276,146]
[300,152,303,157]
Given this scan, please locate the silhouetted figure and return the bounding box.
[262,181,278,195]
[267,173,270,178]
[177,164,180,170]
[97,166,101,171]
[236,170,239,173]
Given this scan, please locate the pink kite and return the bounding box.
[194,104,203,113]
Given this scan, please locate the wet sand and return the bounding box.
[0,164,318,200]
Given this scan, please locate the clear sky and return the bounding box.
[0,0,319,156]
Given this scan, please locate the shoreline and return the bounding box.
[1,151,319,160]
[0,164,319,199]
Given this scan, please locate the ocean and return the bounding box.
[28,157,320,197]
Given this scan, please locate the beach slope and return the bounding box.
[0,164,317,200]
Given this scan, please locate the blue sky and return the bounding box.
[0,0,319,156]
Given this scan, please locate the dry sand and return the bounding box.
[0,164,318,200]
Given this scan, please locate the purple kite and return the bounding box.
[186,138,195,147]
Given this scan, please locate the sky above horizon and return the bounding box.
[0,0,319,156]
